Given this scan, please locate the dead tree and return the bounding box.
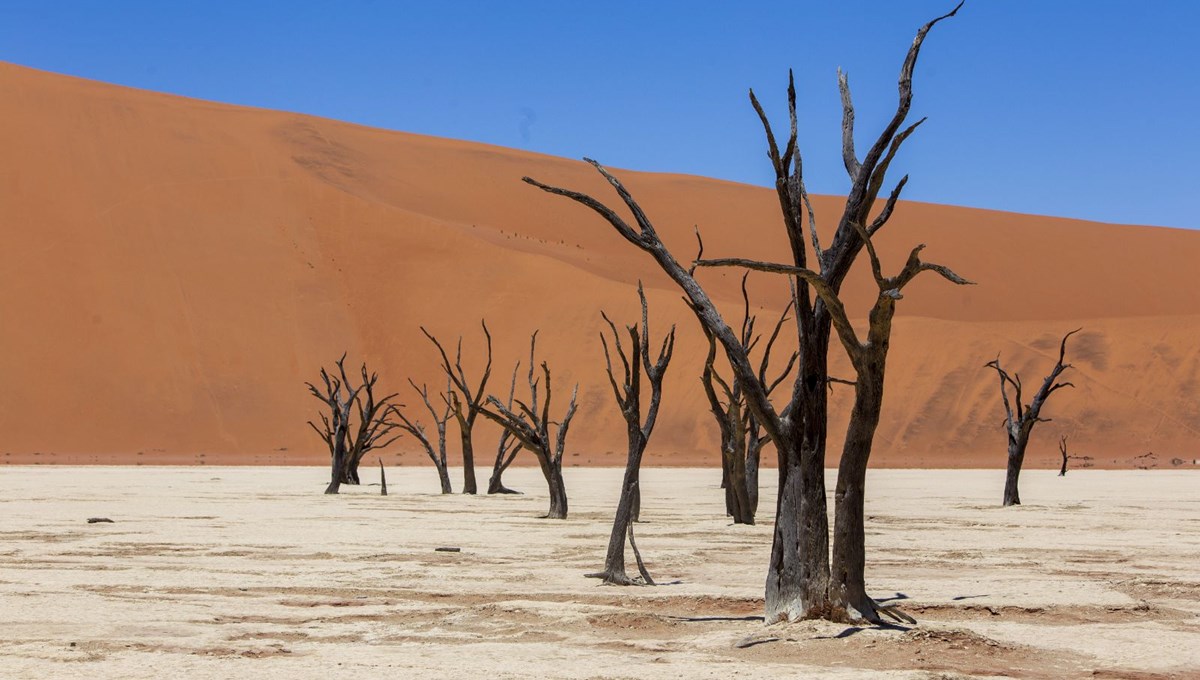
[522,4,962,622]
[986,329,1078,506]
[698,224,971,623]
[422,321,493,495]
[587,283,675,585]
[396,379,455,494]
[699,273,796,525]
[1058,435,1071,476]
[307,355,403,494]
[379,458,388,496]
[487,361,524,494]
[480,332,578,519]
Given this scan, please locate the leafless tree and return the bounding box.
[522,4,962,622]
[307,355,403,494]
[1058,435,1071,477]
[396,379,454,494]
[699,272,796,525]
[986,329,1077,506]
[698,227,971,623]
[487,361,524,494]
[422,321,493,495]
[480,332,578,519]
[379,458,388,496]
[587,283,674,585]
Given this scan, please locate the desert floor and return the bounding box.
[0,466,1196,679]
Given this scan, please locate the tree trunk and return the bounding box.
[746,435,762,517]
[378,458,388,496]
[1004,431,1027,506]
[595,437,643,583]
[829,360,885,622]
[724,430,754,525]
[325,429,348,495]
[436,462,453,494]
[460,427,478,495]
[546,463,568,519]
[765,330,832,623]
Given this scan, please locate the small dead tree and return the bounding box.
[487,361,524,494]
[986,329,1078,506]
[587,283,675,585]
[422,321,493,495]
[379,458,388,496]
[396,379,455,494]
[307,355,403,494]
[1058,435,1071,477]
[480,332,578,519]
[699,272,796,525]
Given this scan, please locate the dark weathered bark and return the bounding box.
[396,379,455,494]
[488,361,523,494]
[1058,435,1070,476]
[588,284,674,585]
[307,355,402,494]
[479,333,578,519]
[522,4,961,622]
[423,321,493,495]
[379,458,388,496]
[986,330,1078,506]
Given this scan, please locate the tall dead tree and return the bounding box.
[488,361,524,494]
[587,283,675,585]
[699,273,796,525]
[422,321,493,495]
[396,379,455,494]
[986,329,1078,506]
[698,227,971,623]
[523,4,962,622]
[480,333,578,519]
[307,355,403,494]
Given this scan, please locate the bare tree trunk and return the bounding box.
[378,458,387,496]
[1004,432,1028,506]
[545,461,568,520]
[325,432,347,495]
[487,361,523,494]
[1058,435,1070,477]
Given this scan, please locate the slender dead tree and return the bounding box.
[699,272,796,525]
[986,329,1078,506]
[487,361,524,494]
[480,332,578,519]
[396,379,455,494]
[1058,435,1072,477]
[307,355,403,494]
[523,4,962,622]
[379,458,388,496]
[422,321,493,495]
[587,283,675,585]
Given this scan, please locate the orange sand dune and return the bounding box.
[1,62,1197,470]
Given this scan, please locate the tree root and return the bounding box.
[628,521,655,586]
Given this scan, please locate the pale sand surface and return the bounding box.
[1,466,1197,679]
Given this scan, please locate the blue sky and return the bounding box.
[2,1,1197,228]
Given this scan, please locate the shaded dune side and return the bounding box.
[1,62,1197,469]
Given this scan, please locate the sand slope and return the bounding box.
[1,61,1198,468]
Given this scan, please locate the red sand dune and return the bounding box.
[1,62,1197,470]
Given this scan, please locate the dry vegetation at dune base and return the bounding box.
[0,466,1197,679]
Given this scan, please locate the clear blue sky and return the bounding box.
[3,1,1197,228]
